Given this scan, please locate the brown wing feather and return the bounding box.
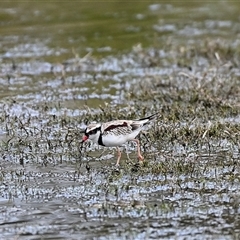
[104,122,128,132]
[130,122,141,131]
[102,121,136,136]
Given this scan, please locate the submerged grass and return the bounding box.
[0,38,240,239]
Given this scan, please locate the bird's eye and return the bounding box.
[88,129,97,135]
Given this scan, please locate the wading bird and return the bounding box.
[81,113,159,166]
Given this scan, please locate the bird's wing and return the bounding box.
[102,120,139,135]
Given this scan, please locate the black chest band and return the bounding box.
[98,133,105,146]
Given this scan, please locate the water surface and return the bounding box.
[0,1,240,239]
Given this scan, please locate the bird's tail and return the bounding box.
[138,112,160,125]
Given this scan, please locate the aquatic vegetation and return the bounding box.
[0,39,240,238]
[0,1,240,239]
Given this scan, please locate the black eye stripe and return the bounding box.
[89,129,97,135]
[86,126,101,135]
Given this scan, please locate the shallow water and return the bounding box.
[0,1,240,240]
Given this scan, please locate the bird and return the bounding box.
[81,113,159,166]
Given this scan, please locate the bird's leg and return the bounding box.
[132,139,144,162]
[115,147,122,166]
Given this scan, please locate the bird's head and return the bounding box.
[81,123,101,144]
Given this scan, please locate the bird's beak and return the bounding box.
[81,135,88,143]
